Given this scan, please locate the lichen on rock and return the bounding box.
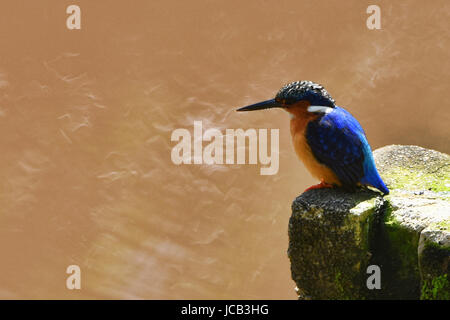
[288,188,383,299]
[288,145,450,300]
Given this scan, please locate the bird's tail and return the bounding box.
[362,169,389,195]
[361,145,389,195]
[373,176,389,195]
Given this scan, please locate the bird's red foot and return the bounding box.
[304,181,335,192]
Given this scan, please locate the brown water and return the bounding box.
[0,0,449,299]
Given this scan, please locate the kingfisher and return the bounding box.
[237,80,389,195]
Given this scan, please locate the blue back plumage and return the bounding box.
[305,107,389,194]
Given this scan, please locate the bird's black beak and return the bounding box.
[236,99,284,112]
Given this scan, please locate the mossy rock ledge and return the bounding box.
[288,145,450,300]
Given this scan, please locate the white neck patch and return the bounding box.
[307,106,334,114]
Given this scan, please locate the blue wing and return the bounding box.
[306,107,388,194]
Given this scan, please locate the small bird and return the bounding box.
[237,80,389,195]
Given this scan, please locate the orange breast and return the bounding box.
[289,110,341,186]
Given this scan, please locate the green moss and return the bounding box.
[383,166,450,193]
[420,241,450,270]
[383,201,396,225]
[332,269,366,300]
[385,208,419,277]
[421,274,450,300]
[419,241,450,300]
[289,189,378,300]
[334,272,346,298]
[374,201,421,298]
[423,240,450,253]
[429,220,450,230]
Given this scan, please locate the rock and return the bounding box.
[288,145,450,300]
[288,189,384,299]
[419,220,450,300]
